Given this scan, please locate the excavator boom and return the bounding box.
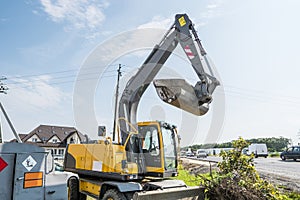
[118,14,219,144]
[64,13,220,200]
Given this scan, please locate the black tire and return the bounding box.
[102,189,126,200]
[294,158,297,161]
[68,177,87,200]
[79,192,87,200]
[124,192,134,200]
[281,155,286,161]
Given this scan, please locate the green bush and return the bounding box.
[199,137,289,200]
[176,137,299,199]
[269,152,280,157]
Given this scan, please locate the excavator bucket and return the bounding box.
[153,79,209,116]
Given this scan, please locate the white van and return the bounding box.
[245,143,268,158]
[196,149,208,158]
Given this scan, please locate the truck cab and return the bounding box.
[246,143,268,158]
[0,143,74,200]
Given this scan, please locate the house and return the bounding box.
[12,125,87,160]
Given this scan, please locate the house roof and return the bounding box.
[24,141,66,147]
[22,124,86,144]
[9,134,27,143]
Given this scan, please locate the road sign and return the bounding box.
[0,157,8,172]
[22,155,37,171]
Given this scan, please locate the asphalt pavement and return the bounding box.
[254,157,300,191]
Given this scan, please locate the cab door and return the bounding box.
[13,152,45,200]
[292,146,300,159]
[138,122,164,176]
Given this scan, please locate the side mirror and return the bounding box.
[98,126,106,137]
[45,151,54,174]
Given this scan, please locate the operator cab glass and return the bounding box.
[138,121,178,178]
[139,125,162,170]
[161,123,177,172]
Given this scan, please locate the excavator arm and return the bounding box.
[64,14,216,199]
[118,14,219,144]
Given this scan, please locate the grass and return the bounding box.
[174,169,202,186]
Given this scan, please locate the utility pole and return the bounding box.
[0,77,9,143]
[0,77,22,143]
[112,64,122,142]
[0,77,8,94]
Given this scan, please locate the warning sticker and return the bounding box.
[0,157,8,173]
[92,161,103,172]
[178,16,186,27]
[22,155,37,171]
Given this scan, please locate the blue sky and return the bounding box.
[1,0,300,146]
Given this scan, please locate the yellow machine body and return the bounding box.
[64,121,178,181]
[64,121,204,199]
[65,138,139,180]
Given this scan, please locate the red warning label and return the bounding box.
[0,157,8,173]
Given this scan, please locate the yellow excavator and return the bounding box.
[64,13,220,200]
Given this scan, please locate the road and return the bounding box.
[254,157,300,191]
[185,156,300,192]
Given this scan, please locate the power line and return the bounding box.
[5,64,120,80]
[5,65,128,88]
[4,64,134,88]
[4,64,300,109]
[6,70,118,86]
[8,74,119,90]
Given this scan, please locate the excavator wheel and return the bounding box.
[68,177,87,200]
[102,189,127,200]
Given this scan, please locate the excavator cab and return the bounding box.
[137,121,178,178]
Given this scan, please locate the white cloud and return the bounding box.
[39,0,108,32]
[201,0,223,19]
[207,4,218,9]
[5,75,68,110]
[138,16,172,29]
[0,76,73,141]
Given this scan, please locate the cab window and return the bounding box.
[142,127,160,156]
[293,147,300,152]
